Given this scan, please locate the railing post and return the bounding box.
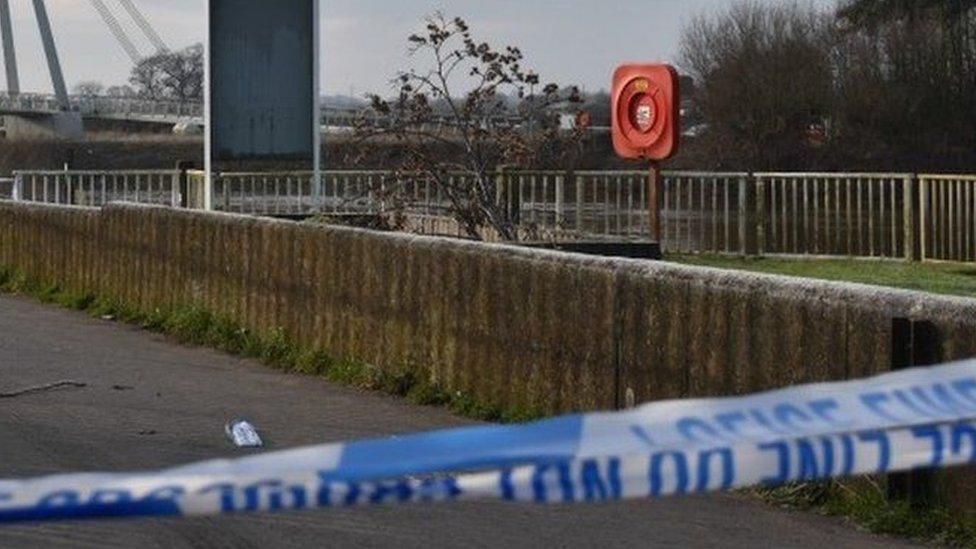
[903,175,916,261]
[11,173,21,201]
[204,171,214,211]
[176,161,194,208]
[756,175,767,257]
[919,176,929,262]
[555,174,565,228]
[738,174,749,257]
[575,174,584,233]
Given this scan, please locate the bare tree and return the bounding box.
[72,80,104,98]
[680,0,976,170]
[355,13,583,241]
[679,2,835,169]
[106,85,137,98]
[129,44,203,102]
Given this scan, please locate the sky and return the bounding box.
[6,0,836,96]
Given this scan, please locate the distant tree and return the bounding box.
[72,81,104,97]
[581,91,611,127]
[838,0,976,26]
[106,85,137,98]
[129,44,203,102]
[679,2,835,169]
[355,13,583,241]
[834,0,976,167]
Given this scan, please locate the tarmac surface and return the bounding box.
[0,294,923,548]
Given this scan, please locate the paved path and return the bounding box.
[0,295,921,548]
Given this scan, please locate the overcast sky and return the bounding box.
[7,0,835,96]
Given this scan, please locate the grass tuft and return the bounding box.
[755,480,976,547]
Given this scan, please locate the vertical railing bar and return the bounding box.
[879,178,888,257]
[826,178,832,254]
[769,176,777,253]
[696,176,704,253]
[711,177,718,252]
[686,175,692,252]
[723,177,730,254]
[627,174,635,237]
[834,176,841,255]
[814,177,821,255]
[890,178,897,257]
[663,175,671,247]
[967,179,973,261]
[955,179,963,261]
[801,177,809,255]
[868,177,876,257]
[676,176,684,251]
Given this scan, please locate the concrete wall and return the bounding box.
[3,113,83,141]
[2,201,975,416]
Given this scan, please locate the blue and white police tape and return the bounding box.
[3,360,976,523]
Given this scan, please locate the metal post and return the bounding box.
[648,163,662,245]
[0,0,19,95]
[903,175,915,261]
[202,1,213,211]
[889,318,942,508]
[311,0,322,210]
[756,176,767,257]
[575,175,584,233]
[919,178,929,262]
[555,174,564,228]
[31,0,69,109]
[11,172,20,201]
[738,175,749,256]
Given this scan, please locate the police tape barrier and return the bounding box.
[3,360,976,523]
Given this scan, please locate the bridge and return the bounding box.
[0,91,394,130]
[0,1,535,137]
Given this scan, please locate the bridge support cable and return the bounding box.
[117,0,169,53]
[31,0,69,109]
[0,0,18,94]
[88,0,143,63]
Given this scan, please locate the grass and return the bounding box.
[755,480,976,547]
[0,265,542,425]
[669,254,976,298]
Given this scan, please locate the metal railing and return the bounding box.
[755,173,914,260]
[919,174,976,262]
[9,168,976,263]
[0,92,201,122]
[12,170,182,208]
